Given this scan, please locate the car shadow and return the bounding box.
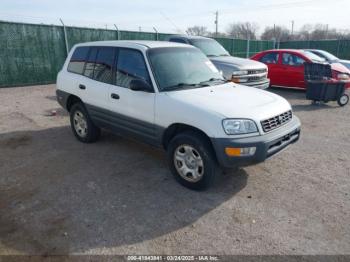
[267,87,306,100]
[267,87,342,112]
[0,126,248,255]
[292,102,341,112]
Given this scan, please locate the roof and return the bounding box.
[261,49,307,53]
[74,40,191,50]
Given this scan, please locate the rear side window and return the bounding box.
[67,47,89,74]
[93,47,115,84]
[282,53,305,66]
[116,49,151,88]
[170,38,187,44]
[260,52,279,64]
[83,47,98,78]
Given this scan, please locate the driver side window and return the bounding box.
[115,48,151,88]
[169,38,187,44]
[282,53,305,66]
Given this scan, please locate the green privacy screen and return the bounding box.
[0,22,67,87]
[0,21,276,87]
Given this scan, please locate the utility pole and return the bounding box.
[59,18,69,56]
[325,24,329,39]
[153,27,159,41]
[214,11,218,37]
[291,20,295,38]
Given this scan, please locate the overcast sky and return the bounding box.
[1,0,349,35]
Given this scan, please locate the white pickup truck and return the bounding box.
[56,41,301,190]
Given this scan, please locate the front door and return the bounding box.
[278,52,306,89]
[108,48,157,144]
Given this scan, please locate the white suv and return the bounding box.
[56,41,301,190]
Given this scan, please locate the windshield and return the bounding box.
[189,39,229,57]
[148,47,224,91]
[314,50,339,62]
[301,50,326,62]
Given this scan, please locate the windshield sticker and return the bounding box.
[205,61,219,73]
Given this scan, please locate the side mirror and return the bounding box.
[130,79,153,92]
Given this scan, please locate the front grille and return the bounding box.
[248,69,267,75]
[261,110,293,133]
[248,75,266,82]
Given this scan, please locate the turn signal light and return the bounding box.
[225,147,256,157]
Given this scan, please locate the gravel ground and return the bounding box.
[0,84,349,256]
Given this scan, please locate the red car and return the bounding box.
[251,49,350,89]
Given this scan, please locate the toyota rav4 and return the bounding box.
[56,41,301,190]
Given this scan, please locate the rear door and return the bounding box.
[259,51,280,86]
[108,48,157,144]
[79,46,116,109]
[278,52,306,88]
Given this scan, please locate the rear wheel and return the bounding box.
[337,94,349,107]
[70,103,100,143]
[167,131,218,190]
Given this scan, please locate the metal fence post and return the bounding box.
[59,19,69,55]
[246,38,250,58]
[231,38,234,56]
[114,24,120,40]
[337,39,341,57]
[153,27,158,41]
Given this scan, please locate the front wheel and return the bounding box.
[337,94,349,107]
[167,131,218,190]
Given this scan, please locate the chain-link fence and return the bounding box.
[0,21,273,87]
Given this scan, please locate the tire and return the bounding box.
[337,94,349,107]
[69,102,101,143]
[167,131,218,190]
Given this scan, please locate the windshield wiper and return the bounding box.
[199,78,228,85]
[163,83,197,91]
[220,54,230,57]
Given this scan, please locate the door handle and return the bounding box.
[79,84,86,90]
[111,93,120,100]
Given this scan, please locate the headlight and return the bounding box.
[232,70,248,76]
[222,119,258,135]
[337,73,350,80]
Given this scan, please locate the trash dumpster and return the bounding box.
[305,62,349,107]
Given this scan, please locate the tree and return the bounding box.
[226,22,259,40]
[186,26,208,36]
[261,25,291,41]
[296,24,343,40]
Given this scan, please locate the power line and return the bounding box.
[160,11,183,33]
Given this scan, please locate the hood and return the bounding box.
[331,62,350,74]
[210,56,267,70]
[165,83,291,121]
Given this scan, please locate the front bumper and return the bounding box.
[243,79,270,89]
[211,116,301,168]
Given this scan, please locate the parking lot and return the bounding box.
[0,84,349,255]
